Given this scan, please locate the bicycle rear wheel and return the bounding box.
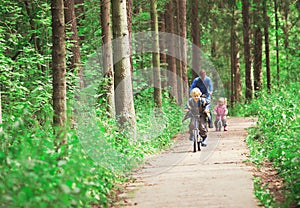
[197,141,201,151]
[193,118,201,152]
[217,120,222,131]
[193,127,200,152]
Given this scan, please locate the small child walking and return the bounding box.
[213,97,228,131]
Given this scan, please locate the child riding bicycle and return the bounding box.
[213,97,228,131]
[183,88,210,146]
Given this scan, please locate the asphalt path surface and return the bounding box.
[115,117,259,208]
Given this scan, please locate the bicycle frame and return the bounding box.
[192,115,202,152]
[216,114,223,131]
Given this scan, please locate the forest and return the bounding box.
[0,0,299,207]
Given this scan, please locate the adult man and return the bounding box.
[190,70,214,128]
[200,70,213,99]
[189,76,209,98]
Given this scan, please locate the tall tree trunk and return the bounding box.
[191,0,200,81]
[174,0,183,105]
[211,39,217,58]
[230,0,242,103]
[210,23,219,92]
[282,1,290,62]
[231,0,242,102]
[242,0,253,100]
[159,11,167,89]
[111,0,136,130]
[179,0,188,99]
[230,6,236,106]
[274,0,280,86]
[235,51,242,102]
[24,0,44,72]
[126,0,133,75]
[150,0,162,109]
[165,1,177,102]
[263,0,271,91]
[253,0,263,95]
[101,0,115,117]
[64,0,84,88]
[74,0,84,41]
[51,0,67,142]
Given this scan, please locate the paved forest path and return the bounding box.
[114,117,259,208]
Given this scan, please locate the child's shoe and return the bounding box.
[224,126,228,131]
[201,138,207,147]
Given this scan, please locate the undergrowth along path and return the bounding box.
[115,117,259,208]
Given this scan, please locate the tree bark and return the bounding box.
[111,0,136,130]
[126,0,133,75]
[101,0,115,117]
[230,3,242,104]
[274,0,280,86]
[51,0,67,141]
[210,23,219,92]
[74,0,84,18]
[64,0,84,88]
[165,1,177,102]
[230,1,242,103]
[24,0,44,71]
[150,0,162,109]
[242,0,253,101]
[74,0,84,41]
[159,11,167,89]
[230,6,236,106]
[174,0,183,105]
[178,0,188,99]
[191,0,200,81]
[263,0,271,91]
[282,1,290,62]
[235,51,242,102]
[253,0,263,95]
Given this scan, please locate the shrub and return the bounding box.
[239,83,300,207]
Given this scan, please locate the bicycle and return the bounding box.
[215,114,224,131]
[192,115,203,152]
[193,114,207,152]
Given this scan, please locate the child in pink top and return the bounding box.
[213,97,228,131]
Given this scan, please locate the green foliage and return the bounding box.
[0,1,185,205]
[134,88,184,153]
[0,120,118,207]
[0,82,183,207]
[240,83,300,207]
[1,0,299,206]
[78,0,102,60]
[253,177,276,207]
